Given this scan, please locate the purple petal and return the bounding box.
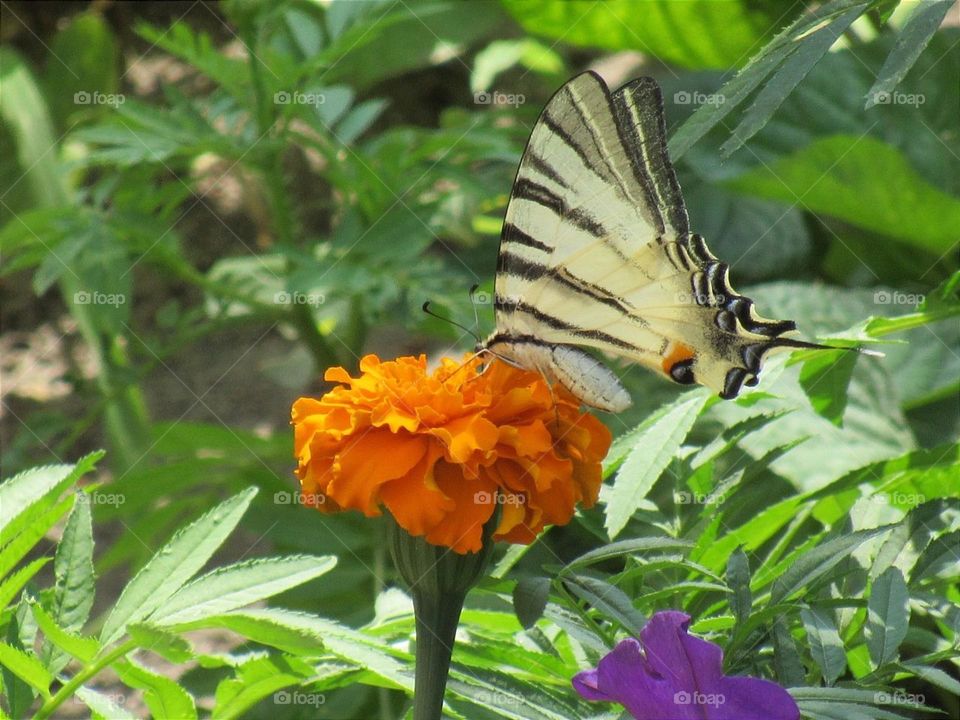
[572,610,800,720]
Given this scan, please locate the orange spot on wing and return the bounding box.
[661,341,696,375]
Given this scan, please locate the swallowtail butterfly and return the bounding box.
[480,72,843,412]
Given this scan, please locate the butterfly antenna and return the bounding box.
[422,301,481,345]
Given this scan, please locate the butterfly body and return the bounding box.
[480,72,833,411]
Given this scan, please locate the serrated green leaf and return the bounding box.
[801,606,846,684]
[605,391,709,537]
[0,451,102,545]
[865,0,955,108]
[722,4,865,156]
[149,555,336,625]
[100,487,258,645]
[564,536,693,571]
[212,654,314,720]
[74,685,137,719]
[866,567,910,668]
[115,659,197,720]
[512,577,550,630]
[43,491,95,673]
[0,557,50,610]
[127,624,193,663]
[771,526,892,603]
[0,640,52,698]
[30,602,98,664]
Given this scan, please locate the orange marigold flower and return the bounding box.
[291,354,612,554]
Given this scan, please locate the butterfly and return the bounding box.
[479,72,845,412]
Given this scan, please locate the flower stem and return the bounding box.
[411,589,466,720]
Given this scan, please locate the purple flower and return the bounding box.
[573,610,799,720]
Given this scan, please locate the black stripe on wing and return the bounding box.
[612,77,689,239]
[497,303,640,353]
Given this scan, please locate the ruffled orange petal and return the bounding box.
[380,442,455,536]
[424,460,497,553]
[327,431,428,515]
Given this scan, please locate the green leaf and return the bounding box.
[0,640,52,698]
[0,557,50,610]
[115,659,197,720]
[727,135,960,255]
[865,0,955,108]
[772,617,805,687]
[512,577,550,630]
[149,555,336,625]
[127,624,193,663]
[721,3,866,156]
[212,654,314,720]
[771,526,892,603]
[910,530,960,583]
[0,451,102,545]
[99,487,258,645]
[866,567,910,668]
[43,491,95,673]
[563,536,693,571]
[900,661,960,697]
[168,612,325,656]
[563,575,646,637]
[797,349,859,426]
[501,0,795,70]
[801,606,846,684]
[209,609,413,690]
[726,547,752,628]
[74,685,137,719]
[30,602,98,664]
[605,391,709,537]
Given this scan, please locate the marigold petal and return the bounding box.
[424,461,497,553]
[326,431,428,515]
[429,413,499,464]
[380,443,454,536]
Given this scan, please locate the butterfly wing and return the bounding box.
[494,72,802,399]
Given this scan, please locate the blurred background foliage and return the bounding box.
[0,1,958,718]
